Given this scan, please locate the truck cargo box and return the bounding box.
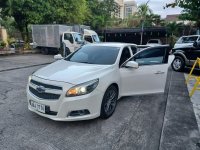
[32,25,72,48]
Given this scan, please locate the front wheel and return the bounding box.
[64,47,71,57]
[171,56,185,72]
[100,85,118,119]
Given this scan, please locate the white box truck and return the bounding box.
[32,24,100,55]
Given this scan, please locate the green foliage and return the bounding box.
[48,0,87,24]
[85,0,116,29]
[136,3,152,20]
[166,22,184,47]
[0,40,6,49]
[0,0,89,45]
[119,3,163,28]
[0,16,17,36]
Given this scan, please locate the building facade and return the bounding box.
[0,26,8,45]
[114,0,137,19]
[124,1,137,18]
[114,0,124,19]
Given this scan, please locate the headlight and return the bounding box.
[66,79,99,97]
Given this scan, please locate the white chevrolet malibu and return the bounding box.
[27,43,170,121]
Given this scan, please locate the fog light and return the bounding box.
[68,109,90,117]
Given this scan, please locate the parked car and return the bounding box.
[146,39,162,46]
[171,41,200,71]
[174,35,200,49]
[27,43,170,121]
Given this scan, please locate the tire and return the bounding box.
[100,85,118,119]
[171,56,185,72]
[42,48,49,55]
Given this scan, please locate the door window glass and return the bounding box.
[73,33,83,43]
[119,47,131,67]
[84,35,93,43]
[130,46,137,55]
[64,33,74,44]
[132,48,165,65]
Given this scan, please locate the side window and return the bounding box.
[119,47,131,67]
[84,35,93,43]
[64,33,74,44]
[130,46,137,55]
[132,48,165,65]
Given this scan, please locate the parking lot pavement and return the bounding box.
[0,54,199,150]
[0,54,54,72]
[159,70,200,150]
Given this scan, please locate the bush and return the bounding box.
[0,41,6,49]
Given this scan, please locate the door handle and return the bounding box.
[155,71,165,74]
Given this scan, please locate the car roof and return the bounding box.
[85,42,137,48]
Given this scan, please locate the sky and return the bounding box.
[126,0,183,18]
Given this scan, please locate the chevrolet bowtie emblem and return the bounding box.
[36,85,46,93]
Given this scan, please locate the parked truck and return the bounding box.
[31,24,99,55]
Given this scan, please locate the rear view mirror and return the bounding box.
[54,54,63,60]
[125,61,139,69]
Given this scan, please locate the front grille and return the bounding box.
[30,79,62,90]
[29,86,60,100]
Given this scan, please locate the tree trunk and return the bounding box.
[25,24,29,43]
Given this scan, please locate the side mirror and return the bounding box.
[54,54,63,60]
[125,61,139,69]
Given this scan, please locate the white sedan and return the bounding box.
[27,43,170,121]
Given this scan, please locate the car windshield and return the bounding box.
[177,36,198,44]
[73,33,84,42]
[92,35,100,42]
[65,46,120,65]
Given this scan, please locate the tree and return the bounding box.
[85,0,116,29]
[0,0,88,44]
[0,0,51,44]
[166,22,184,47]
[48,0,87,24]
[136,3,152,20]
[166,0,200,29]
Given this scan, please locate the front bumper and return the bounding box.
[27,77,103,121]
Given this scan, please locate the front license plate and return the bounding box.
[30,100,45,113]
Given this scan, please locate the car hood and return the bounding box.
[34,59,112,85]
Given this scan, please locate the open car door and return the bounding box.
[120,46,170,96]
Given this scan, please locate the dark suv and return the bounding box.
[171,41,200,71]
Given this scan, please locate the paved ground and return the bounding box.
[0,54,199,150]
[0,54,53,72]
